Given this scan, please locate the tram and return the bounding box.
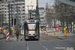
[24,18,40,40]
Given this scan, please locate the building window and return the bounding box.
[32,14,35,16]
[22,10,25,11]
[5,8,7,10]
[5,11,6,13]
[40,17,44,19]
[22,6,25,8]
[22,13,25,15]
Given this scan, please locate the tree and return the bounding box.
[35,5,40,20]
[54,0,75,33]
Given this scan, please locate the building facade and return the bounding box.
[0,0,25,26]
[0,1,9,25]
[39,7,46,28]
[25,0,37,19]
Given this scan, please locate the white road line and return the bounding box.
[39,42,48,50]
[27,42,29,50]
[53,42,61,47]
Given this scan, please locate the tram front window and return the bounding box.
[28,24,36,30]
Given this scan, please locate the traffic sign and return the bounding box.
[51,28,53,30]
[55,27,60,31]
[56,24,59,28]
[46,28,47,30]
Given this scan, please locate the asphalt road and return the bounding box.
[0,40,75,50]
[0,33,75,50]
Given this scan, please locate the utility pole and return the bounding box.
[20,6,22,35]
[11,4,12,26]
[2,14,3,27]
[16,6,19,30]
[8,2,11,35]
[12,0,15,35]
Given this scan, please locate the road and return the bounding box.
[0,33,75,50]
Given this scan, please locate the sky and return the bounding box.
[38,0,55,8]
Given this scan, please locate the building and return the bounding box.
[0,0,25,26]
[39,7,46,29]
[0,1,9,25]
[25,0,37,19]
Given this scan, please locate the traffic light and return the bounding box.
[12,19,16,25]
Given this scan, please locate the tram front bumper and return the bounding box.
[25,34,39,39]
[26,34,38,37]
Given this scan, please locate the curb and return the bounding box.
[0,37,6,39]
[47,34,67,40]
[9,35,24,41]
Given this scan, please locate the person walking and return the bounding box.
[15,29,19,40]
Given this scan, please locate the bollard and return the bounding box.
[64,28,66,37]
[6,32,9,41]
[59,30,60,34]
[46,30,47,34]
[43,30,45,32]
[54,29,56,35]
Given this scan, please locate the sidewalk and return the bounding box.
[44,30,75,39]
[9,35,24,41]
[0,33,6,39]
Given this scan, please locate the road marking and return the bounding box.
[26,42,29,50]
[39,42,48,50]
[53,42,61,47]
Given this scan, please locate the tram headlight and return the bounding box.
[31,20,34,22]
[29,20,31,22]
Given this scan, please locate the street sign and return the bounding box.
[51,28,53,30]
[56,24,59,28]
[46,28,47,30]
[55,27,60,31]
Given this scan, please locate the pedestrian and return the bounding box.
[15,29,19,40]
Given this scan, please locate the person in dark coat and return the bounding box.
[15,29,19,40]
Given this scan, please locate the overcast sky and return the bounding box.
[38,0,55,8]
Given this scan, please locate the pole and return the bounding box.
[16,6,19,30]
[30,12,31,18]
[8,3,11,35]
[20,6,22,35]
[54,16,55,28]
[62,14,64,33]
[12,1,15,36]
[11,4,12,25]
[2,14,3,27]
[73,6,74,33]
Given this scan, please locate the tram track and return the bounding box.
[26,42,29,50]
[39,42,48,50]
[26,41,49,50]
